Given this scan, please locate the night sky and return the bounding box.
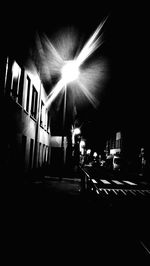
[1,2,148,151]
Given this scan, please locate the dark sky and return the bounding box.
[1,2,148,151]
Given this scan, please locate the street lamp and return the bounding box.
[61,60,80,84]
[60,60,80,167]
[72,127,81,146]
[39,18,107,111]
[60,59,80,141]
[37,19,108,170]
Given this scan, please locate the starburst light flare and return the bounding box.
[45,79,65,108]
[76,18,107,66]
[35,17,108,109]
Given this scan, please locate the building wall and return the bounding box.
[1,56,51,180]
[106,131,122,156]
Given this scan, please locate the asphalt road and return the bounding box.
[23,171,150,261]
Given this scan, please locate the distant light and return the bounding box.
[72,127,81,145]
[80,140,85,154]
[80,140,85,147]
[93,152,97,157]
[61,60,80,84]
[73,127,81,135]
[86,149,91,155]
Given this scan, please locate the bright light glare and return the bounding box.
[61,60,80,84]
[93,152,98,157]
[35,17,108,108]
[80,140,85,147]
[73,127,81,135]
[86,149,91,155]
[72,127,81,145]
[80,140,85,154]
[12,61,21,78]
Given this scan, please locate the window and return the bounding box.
[25,75,31,113]
[5,58,13,95]
[18,68,24,106]
[45,146,49,163]
[10,61,21,101]
[42,144,45,163]
[31,85,38,119]
[1,57,9,95]
[40,100,45,127]
[40,102,49,131]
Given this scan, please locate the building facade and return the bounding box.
[0,56,51,182]
[105,131,122,156]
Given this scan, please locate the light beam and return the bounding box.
[45,79,65,108]
[76,18,107,66]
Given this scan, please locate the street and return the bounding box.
[23,165,150,261]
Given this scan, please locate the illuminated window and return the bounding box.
[31,85,38,119]
[11,61,21,101]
